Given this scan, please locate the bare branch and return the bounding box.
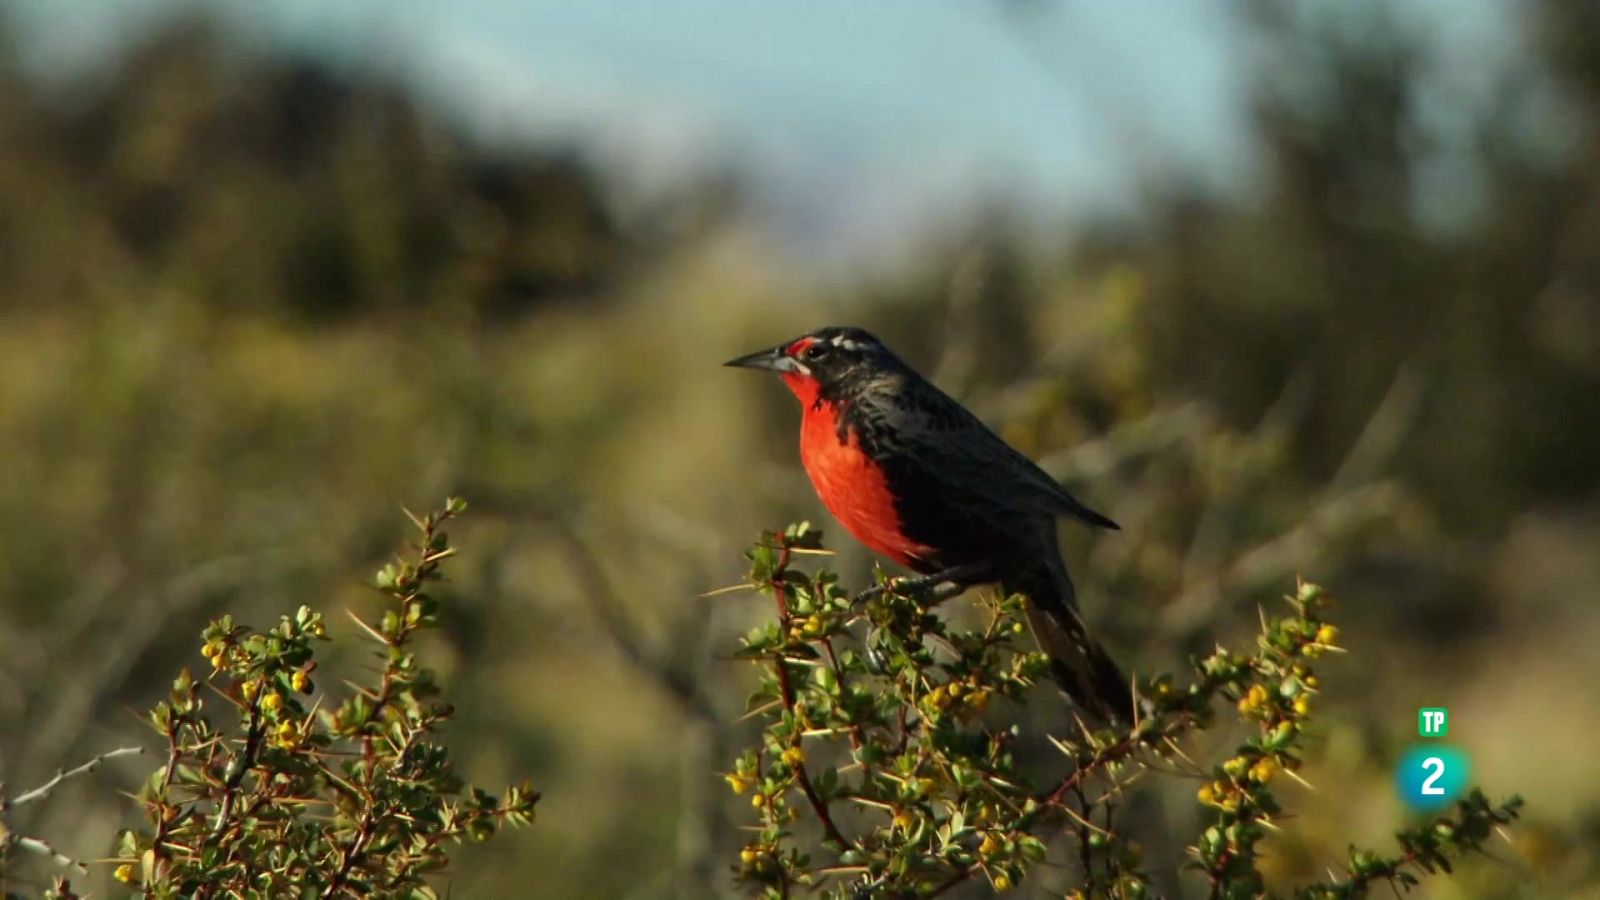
[2,745,144,812]
[6,834,87,872]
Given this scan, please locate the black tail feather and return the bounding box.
[1004,563,1135,728]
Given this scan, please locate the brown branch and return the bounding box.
[209,698,264,839]
[768,541,856,853]
[926,710,1201,898]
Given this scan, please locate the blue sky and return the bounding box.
[7,0,1512,263]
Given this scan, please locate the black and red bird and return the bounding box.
[726,325,1135,725]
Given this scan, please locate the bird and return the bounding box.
[726,325,1135,726]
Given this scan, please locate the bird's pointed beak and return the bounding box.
[723,344,802,375]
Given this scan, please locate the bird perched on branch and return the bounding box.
[726,325,1135,725]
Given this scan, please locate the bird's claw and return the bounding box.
[851,562,992,605]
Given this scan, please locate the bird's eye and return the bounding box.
[801,342,831,361]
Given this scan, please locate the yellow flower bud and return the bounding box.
[1293,695,1311,717]
[1315,624,1338,645]
[979,833,1000,857]
[240,680,259,702]
[1197,784,1216,805]
[1249,759,1278,783]
[781,746,806,768]
[261,692,283,714]
[725,774,751,794]
[114,863,137,884]
[892,809,915,831]
[740,847,758,865]
[291,671,311,693]
[993,873,1012,891]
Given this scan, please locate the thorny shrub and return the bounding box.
[724,524,1521,899]
[0,498,538,898]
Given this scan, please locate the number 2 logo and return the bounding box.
[1420,757,1445,796]
[1398,745,1466,811]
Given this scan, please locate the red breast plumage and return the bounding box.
[776,340,939,569]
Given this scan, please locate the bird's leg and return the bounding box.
[852,562,993,605]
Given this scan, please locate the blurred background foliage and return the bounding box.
[0,1,1597,897]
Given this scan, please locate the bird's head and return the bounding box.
[724,326,902,404]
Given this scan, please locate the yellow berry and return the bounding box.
[1293,695,1311,717]
[291,671,311,693]
[1238,684,1268,714]
[273,720,299,748]
[751,793,767,809]
[1315,624,1339,645]
[114,863,137,884]
[1197,784,1216,805]
[993,873,1013,891]
[739,848,758,865]
[947,682,964,698]
[1304,675,1319,689]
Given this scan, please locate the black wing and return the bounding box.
[852,375,1118,551]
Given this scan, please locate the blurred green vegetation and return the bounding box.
[0,2,1597,897]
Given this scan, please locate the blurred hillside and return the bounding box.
[1,3,1598,898]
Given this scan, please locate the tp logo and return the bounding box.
[1418,707,1448,737]
[1398,706,1468,812]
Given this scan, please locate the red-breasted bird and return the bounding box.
[727,325,1134,725]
